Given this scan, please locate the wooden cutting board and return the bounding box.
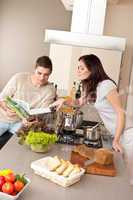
[70,151,117,177]
[86,161,117,177]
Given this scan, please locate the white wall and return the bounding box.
[0,0,71,90]
[126,62,133,128]
[104,0,133,108]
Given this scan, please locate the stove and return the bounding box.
[83,137,102,148]
[57,120,103,148]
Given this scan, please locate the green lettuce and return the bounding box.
[25,131,58,146]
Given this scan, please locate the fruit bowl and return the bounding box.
[0,177,30,200]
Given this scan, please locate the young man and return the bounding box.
[0,56,56,136]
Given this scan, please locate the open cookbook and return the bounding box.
[5,96,52,119]
[14,99,52,115]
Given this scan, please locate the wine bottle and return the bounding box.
[54,84,58,101]
[75,84,81,99]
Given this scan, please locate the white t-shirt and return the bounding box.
[94,80,133,135]
[94,79,118,135]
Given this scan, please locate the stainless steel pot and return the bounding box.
[63,110,83,131]
[75,110,83,128]
[84,122,101,141]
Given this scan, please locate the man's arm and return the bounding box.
[0,74,18,116]
[0,74,17,99]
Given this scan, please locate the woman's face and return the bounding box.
[77,60,91,80]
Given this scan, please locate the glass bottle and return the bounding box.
[70,81,76,101]
[75,83,81,99]
[54,84,58,101]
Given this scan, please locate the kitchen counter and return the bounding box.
[0,136,133,200]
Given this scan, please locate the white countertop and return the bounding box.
[0,136,133,200]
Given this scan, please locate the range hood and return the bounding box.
[45,29,126,51]
[45,0,126,51]
[60,0,120,11]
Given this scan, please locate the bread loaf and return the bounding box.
[73,145,95,159]
[95,148,113,165]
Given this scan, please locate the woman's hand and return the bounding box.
[112,138,123,154]
[50,98,66,111]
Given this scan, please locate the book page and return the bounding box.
[29,107,51,115]
[14,99,30,112]
[14,99,51,115]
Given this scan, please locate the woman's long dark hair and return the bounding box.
[79,54,116,102]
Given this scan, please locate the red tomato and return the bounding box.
[5,173,15,183]
[0,176,6,190]
[2,182,14,194]
[14,181,24,192]
[11,191,17,196]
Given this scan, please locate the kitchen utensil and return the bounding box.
[84,122,101,141]
[63,110,83,131]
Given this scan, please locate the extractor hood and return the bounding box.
[45,0,126,52]
[60,0,120,11]
[45,29,126,51]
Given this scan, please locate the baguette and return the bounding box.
[56,161,69,175]
[48,156,61,171]
[63,163,74,177]
[69,164,81,176]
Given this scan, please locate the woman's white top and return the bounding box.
[94,79,118,136]
[94,81,133,185]
[94,79,133,135]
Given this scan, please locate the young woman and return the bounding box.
[51,54,133,184]
[52,54,125,152]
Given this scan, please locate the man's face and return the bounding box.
[34,66,51,86]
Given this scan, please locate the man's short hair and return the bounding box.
[35,56,52,73]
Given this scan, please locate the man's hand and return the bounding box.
[22,117,38,128]
[0,100,17,117]
[50,98,66,111]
